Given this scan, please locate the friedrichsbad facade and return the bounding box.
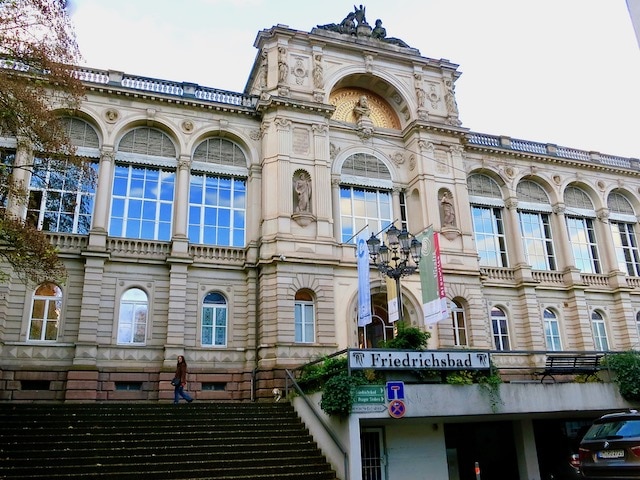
[1,7,639,480]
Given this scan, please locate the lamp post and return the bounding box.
[366,224,422,323]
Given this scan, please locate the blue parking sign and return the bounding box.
[386,381,405,401]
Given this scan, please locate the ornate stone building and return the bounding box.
[2,9,640,473]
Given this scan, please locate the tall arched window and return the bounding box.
[27,117,98,234]
[608,191,640,276]
[117,288,148,345]
[28,283,62,341]
[564,186,600,273]
[543,308,562,351]
[110,127,176,241]
[468,174,507,267]
[591,310,609,351]
[340,153,393,243]
[491,306,510,351]
[517,180,555,270]
[450,300,467,346]
[202,292,227,347]
[189,138,247,247]
[294,290,315,343]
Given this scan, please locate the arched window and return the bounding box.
[608,191,640,276]
[491,306,510,351]
[468,174,507,267]
[451,300,467,346]
[340,153,393,243]
[28,283,62,341]
[110,127,176,241]
[189,138,247,247]
[294,290,315,343]
[591,310,609,351]
[564,186,600,273]
[543,308,562,351]
[202,292,227,347]
[517,180,555,270]
[117,288,148,345]
[27,117,98,234]
[636,311,640,339]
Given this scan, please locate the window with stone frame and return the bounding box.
[450,300,468,347]
[27,117,99,234]
[543,308,562,351]
[201,291,227,347]
[28,283,62,341]
[517,180,556,270]
[608,191,640,277]
[109,127,176,241]
[591,310,609,351]
[188,137,247,247]
[491,306,510,351]
[564,186,600,273]
[117,288,148,345]
[294,289,315,343]
[468,174,508,267]
[340,153,393,244]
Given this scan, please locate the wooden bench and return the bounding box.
[538,354,603,383]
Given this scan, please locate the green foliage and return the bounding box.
[319,372,368,417]
[445,370,474,385]
[603,351,640,401]
[379,322,430,350]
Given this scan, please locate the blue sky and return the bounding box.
[70,0,639,158]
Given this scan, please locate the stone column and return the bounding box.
[331,176,341,241]
[7,137,32,219]
[171,155,191,256]
[87,148,115,250]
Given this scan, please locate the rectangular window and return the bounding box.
[519,211,556,270]
[566,216,600,273]
[611,221,640,276]
[294,302,315,343]
[472,206,508,267]
[109,164,175,241]
[27,159,97,234]
[188,174,246,247]
[202,305,227,347]
[340,186,392,243]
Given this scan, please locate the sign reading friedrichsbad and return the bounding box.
[348,349,491,370]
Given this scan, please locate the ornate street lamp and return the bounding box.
[366,224,422,323]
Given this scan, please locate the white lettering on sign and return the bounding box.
[349,349,490,370]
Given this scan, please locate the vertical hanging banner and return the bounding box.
[386,277,399,323]
[357,231,372,327]
[418,227,448,324]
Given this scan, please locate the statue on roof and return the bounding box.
[316,6,411,48]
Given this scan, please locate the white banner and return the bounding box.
[357,232,372,327]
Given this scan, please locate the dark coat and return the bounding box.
[174,362,187,384]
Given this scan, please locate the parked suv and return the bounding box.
[579,410,640,479]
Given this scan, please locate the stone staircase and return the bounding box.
[0,402,339,479]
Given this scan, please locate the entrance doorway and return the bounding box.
[445,421,520,480]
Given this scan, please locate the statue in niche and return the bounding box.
[294,171,312,213]
[353,95,374,137]
[313,54,324,89]
[278,46,288,84]
[440,190,456,227]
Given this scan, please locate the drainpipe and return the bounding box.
[251,241,262,402]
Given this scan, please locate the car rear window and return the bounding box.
[583,419,640,440]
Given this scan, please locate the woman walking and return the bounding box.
[173,355,193,404]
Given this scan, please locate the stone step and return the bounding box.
[0,402,339,480]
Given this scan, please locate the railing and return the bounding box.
[107,238,171,259]
[285,360,350,480]
[466,133,639,171]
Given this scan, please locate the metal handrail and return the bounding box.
[284,369,349,480]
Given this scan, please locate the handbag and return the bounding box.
[171,377,181,387]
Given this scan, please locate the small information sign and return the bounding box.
[354,385,385,404]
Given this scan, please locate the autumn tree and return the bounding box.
[0,0,90,284]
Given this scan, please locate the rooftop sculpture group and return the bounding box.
[316,5,410,48]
